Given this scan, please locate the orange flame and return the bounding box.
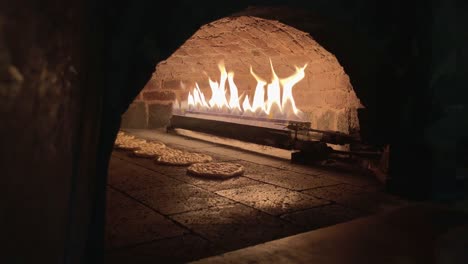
[177,59,307,121]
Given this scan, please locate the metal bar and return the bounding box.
[168,114,297,150]
[181,110,303,125]
[176,112,289,131]
[174,112,360,143]
[168,114,381,159]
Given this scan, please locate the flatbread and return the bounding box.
[132,141,167,158]
[156,149,212,166]
[187,162,244,179]
[115,131,135,147]
[115,138,147,150]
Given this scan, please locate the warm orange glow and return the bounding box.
[175,59,307,121]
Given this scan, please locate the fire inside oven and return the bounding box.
[121,15,382,169]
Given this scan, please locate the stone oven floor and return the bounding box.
[104,130,409,264]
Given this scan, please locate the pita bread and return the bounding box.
[132,141,167,158]
[115,138,147,150]
[187,162,244,179]
[115,131,135,147]
[156,149,212,166]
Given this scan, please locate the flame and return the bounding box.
[177,59,307,120]
[249,66,267,114]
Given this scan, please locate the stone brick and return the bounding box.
[277,39,304,53]
[143,91,176,101]
[221,44,245,53]
[128,184,234,215]
[174,47,189,56]
[323,90,348,109]
[308,75,335,92]
[335,73,352,90]
[283,55,310,67]
[140,78,157,91]
[162,79,182,90]
[281,204,366,230]
[105,188,186,249]
[316,109,337,131]
[104,234,222,264]
[215,184,329,215]
[171,203,301,252]
[336,109,351,134]
[307,61,337,74]
[349,108,361,131]
[199,26,225,37]
[294,91,328,110]
[121,101,147,129]
[263,48,281,57]
[247,37,268,49]
[234,30,254,41]
[148,103,172,128]
[185,47,209,57]
[134,92,143,101]
[303,111,316,128]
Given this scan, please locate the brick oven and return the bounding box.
[118,8,385,181]
[5,0,466,263]
[122,16,362,136]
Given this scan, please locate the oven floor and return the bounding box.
[104,130,409,263]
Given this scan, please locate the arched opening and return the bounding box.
[107,9,401,262]
[122,16,363,136]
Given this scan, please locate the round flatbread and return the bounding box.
[115,138,147,150]
[132,141,167,158]
[156,149,212,166]
[187,162,244,179]
[115,132,135,147]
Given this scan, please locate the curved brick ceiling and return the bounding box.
[133,16,363,134]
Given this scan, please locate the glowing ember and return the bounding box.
[175,59,308,121]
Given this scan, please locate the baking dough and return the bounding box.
[156,149,212,166]
[187,162,244,179]
[132,141,167,158]
[115,131,135,147]
[115,138,147,150]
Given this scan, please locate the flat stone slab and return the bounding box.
[105,188,187,249]
[200,146,291,166]
[171,174,263,192]
[216,184,330,215]
[228,160,325,181]
[232,160,284,175]
[273,162,325,176]
[238,164,342,191]
[318,169,382,188]
[108,156,183,192]
[281,204,367,230]
[303,184,408,213]
[105,234,222,264]
[302,183,366,201]
[339,192,409,213]
[171,203,301,252]
[128,184,234,215]
[191,205,468,264]
[113,150,191,177]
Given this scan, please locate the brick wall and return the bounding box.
[122,16,363,134]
